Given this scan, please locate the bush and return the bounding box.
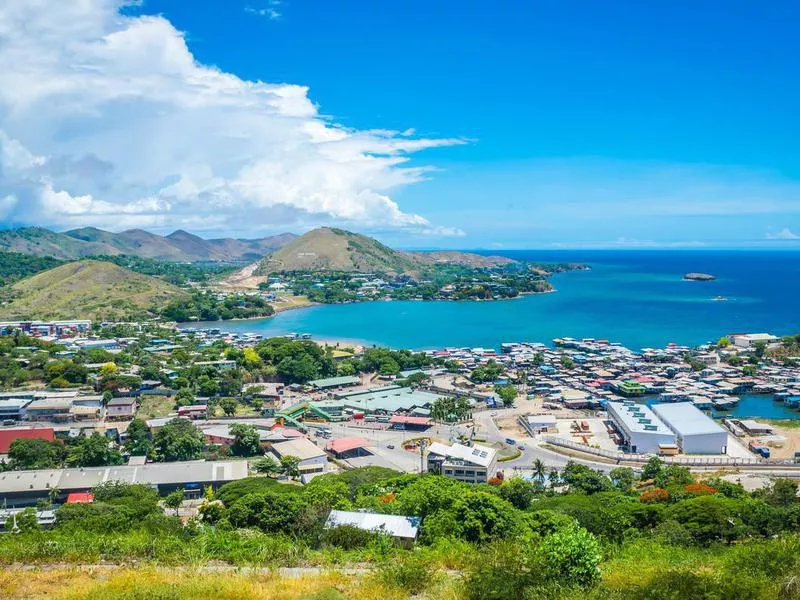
[540,524,602,588]
[321,525,377,550]
[378,554,433,595]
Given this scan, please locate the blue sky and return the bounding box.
[0,0,798,247]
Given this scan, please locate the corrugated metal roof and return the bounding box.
[325,510,420,539]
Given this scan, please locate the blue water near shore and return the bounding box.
[195,250,800,351]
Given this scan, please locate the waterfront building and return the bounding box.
[606,401,676,454]
[651,403,727,454]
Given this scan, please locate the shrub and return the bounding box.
[540,524,602,588]
[640,488,670,504]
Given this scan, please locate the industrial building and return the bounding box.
[651,403,728,454]
[0,460,249,507]
[606,401,676,454]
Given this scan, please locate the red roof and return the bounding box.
[389,415,432,426]
[0,428,55,453]
[66,493,94,504]
[326,436,370,454]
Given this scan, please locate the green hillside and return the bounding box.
[0,260,189,321]
[257,227,419,274]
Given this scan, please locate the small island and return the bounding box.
[683,272,716,281]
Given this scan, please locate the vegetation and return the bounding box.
[0,260,189,321]
[160,291,274,322]
[5,465,800,599]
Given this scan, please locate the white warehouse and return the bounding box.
[651,403,728,455]
[606,401,676,454]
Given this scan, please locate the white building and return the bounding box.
[426,442,498,483]
[651,403,727,454]
[730,333,778,349]
[606,401,676,454]
[325,510,420,546]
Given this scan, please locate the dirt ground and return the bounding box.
[741,424,800,460]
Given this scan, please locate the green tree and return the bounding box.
[494,384,517,407]
[174,388,195,407]
[641,456,664,481]
[229,423,261,457]
[766,479,799,507]
[532,458,547,483]
[609,466,636,492]
[123,418,153,457]
[13,507,40,533]
[218,397,238,417]
[540,524,602,587]
[252,455,281,476]
[153,418,205,462]
[499,477,537,510]
[66,432,124,468]
[654,464,693,488]
[8,438,66,470]
[163,488,185,516]
[280,455,301,479]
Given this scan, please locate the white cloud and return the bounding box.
[246,0,282,20]
[0,0,464,236]
[766,228,800,240]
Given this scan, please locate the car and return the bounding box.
[386,444,395,449]
[490,412,498,417]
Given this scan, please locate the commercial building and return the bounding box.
[309,375,361,390]
[0,460,249,507]
[325,436,371,458]
[0,427,55,454]
[651,403,728,455]
[606,401,676,454]
[0,399,31,422]
[325,510,420,547]
[520,414,557,435]
[426,442,497,484]
[270,437,328,477]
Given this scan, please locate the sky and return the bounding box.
[0,0,798,248]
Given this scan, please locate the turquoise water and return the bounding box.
[194,250,800,351]
[643,394,800,421]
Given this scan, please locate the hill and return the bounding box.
[257,227,419,274]
[0,227,296,262]
[0,260,189,321]
[406,251,515,268]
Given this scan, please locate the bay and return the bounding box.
[191,250,800,351]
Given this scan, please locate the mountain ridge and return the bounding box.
[0,226,297,262]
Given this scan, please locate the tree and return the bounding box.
[766,478,799,507]
[540,524,602,588]
[532,459,547,483]
[163,488,185,516]
[717,336,731,348]
[229,423,261,457]
[654,464,693,488]
[153,418,205,462]
[430,396,471,422]
[197,375,219,397]
[498,478,536,510]
[66,432,124,467]
[494,384,517,407]
[123,418,153,457]
[8,438,66,470]
[664,495,744,545]
[559,355,575,369]
[609,467,636,492]
[99,362,118,377]
[561,462,611,494]
[218,397,238,417]
[13,507,40,534]
[641,456,664,481]
[252,455,281,476]
[174,387,195,407]
[279,455,301,479]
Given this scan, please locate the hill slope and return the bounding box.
[0,227,296,262]
[257,227,419,274]
[0,260,189,321]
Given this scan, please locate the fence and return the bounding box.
[541,436,799,468]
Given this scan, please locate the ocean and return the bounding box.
[193,249,800,351]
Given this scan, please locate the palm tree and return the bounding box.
[532,459,547,483]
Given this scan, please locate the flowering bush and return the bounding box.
[640,488,670,503]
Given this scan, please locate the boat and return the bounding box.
[712,296,728,302]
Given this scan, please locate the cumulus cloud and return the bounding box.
[0,0,465,236]
[766,228,800,240]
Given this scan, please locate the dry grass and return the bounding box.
[0,567,457,600]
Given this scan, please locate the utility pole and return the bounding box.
[419,439,428,474]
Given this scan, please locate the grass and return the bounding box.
[765,419,800,429]
[137,395,176,419]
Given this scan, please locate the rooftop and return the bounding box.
[271,437,326,461]
[427,441,496,468]
[651,403,726,436]
[607,401,671,435]
[325,509,420,539]
[326,436,370,454]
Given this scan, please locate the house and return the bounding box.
[325,510,420,547]
[177,404,208,420]
[426,442,498,484]
[23,398,74,422]
[270,437,328,477]
[730,333,779,349]
[194,360,237,371]
[106,397,137,420]
[0,399,31,422]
